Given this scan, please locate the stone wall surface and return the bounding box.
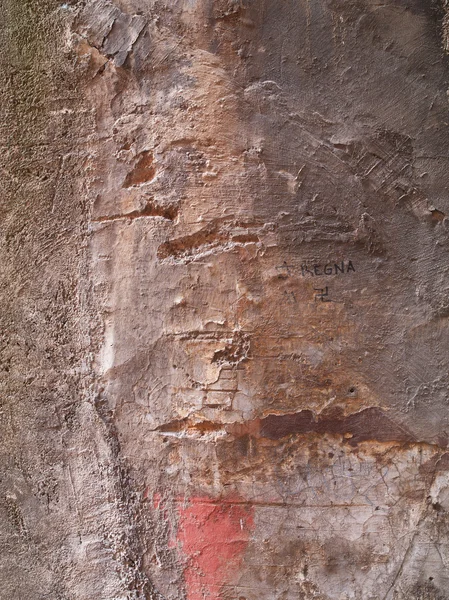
[2,1,449,599]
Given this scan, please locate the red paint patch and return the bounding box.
[177,497,254,600]
[152,492,162,510]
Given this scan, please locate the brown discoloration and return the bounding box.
[153,406,421,448]
[123,150,156,188]
[157,220,261,261]
[157,223,229,260]
[156,418,224,435]
[258,407,416,446]
[92,198,178,222]
[429,207,446,223]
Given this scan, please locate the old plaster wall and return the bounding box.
[0,1,141,598]
[2,1,449,599]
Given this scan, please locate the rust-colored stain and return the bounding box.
[257,406,415,446]
[156,407,420,448]
[123,150,156,187]
[177,497,254,600]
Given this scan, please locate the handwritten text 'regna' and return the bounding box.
[276,260,355,278]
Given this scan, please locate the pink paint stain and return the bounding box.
[177,497,254,600]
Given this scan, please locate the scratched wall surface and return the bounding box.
[2,0,449,599]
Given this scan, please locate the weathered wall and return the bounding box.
[0,1,138,598]
[2,1,449,599]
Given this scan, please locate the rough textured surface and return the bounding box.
[2,0,449,599]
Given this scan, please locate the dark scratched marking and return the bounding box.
[275,262,294,278]
[314,286,331,302]
[276,260,355,278]
[283,290,297,303]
